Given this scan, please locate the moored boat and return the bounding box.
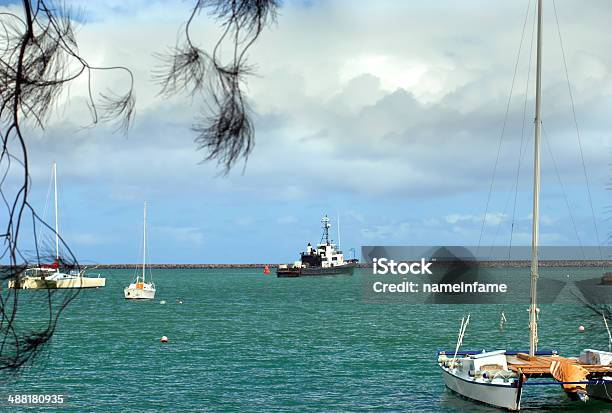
[277,215,356,277]
[438,1,612,408]
[439,350,522,411]
[586,377,612,401]
[8,265,105,289]
[580,349,612,401]
[8,163,106,289]
[124,201,156,300]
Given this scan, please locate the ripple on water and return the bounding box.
[7,268,612,412]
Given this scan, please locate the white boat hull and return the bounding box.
[8,276,106,289]
[441,366,522,411]
[124,286,156,299]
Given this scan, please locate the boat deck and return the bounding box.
[507,353,612,377]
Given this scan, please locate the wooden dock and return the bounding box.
[508,353,612,375]
[507,353,612,393]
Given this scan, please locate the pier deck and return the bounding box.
[507,353,612,377]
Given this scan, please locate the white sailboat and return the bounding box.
[124,201,156,299]
[8,163,106,289]
[439,316,524,410]
[438,1,611,409]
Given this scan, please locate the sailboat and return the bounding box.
[8,163,106,289]
[438,1,611,410]
[124,201,156,299]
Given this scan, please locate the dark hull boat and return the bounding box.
[277,215,355,278]
[277,262,356,277]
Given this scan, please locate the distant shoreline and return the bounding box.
[75,260,612,269]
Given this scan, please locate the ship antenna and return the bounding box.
[321,215,331,244]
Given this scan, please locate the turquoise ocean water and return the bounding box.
[3,268,612,412]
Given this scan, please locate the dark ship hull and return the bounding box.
[277,263,356,277]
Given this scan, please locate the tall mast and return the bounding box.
[529,0,543,357]
[142,201,147,282]
[337,212,341,248]
[53,162,59,262]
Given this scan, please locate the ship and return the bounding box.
[277,215,356,277]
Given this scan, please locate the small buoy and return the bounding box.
[263,265,270,275]
[177,300,183,304]
[160,300,166,305]
[578,325,585,332]
[160,336,168,343]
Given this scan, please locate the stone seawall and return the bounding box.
[75,260,612,269]
[4,261,612,270]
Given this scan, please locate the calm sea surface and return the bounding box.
[3,268,612,412]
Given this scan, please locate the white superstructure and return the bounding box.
[293,215,346,268]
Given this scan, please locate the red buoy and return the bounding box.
[160,336,169,343]
[263,265,270,275]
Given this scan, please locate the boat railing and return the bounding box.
[23,267,56,277]
[78,265,104,278]
[76,270,104,278]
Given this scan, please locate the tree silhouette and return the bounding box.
[0,0,277,372]
[154,0,278,173]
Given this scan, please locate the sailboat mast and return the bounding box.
[142,201,147,282]
[337,212,341,248]
[53,162,59,262]
[529,0,543,357]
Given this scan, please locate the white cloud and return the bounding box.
[360,221,411,240]
[11,0,611,202]
[277,215,298,225]
[445,212,507,226]
[154,226,204,245]
[68,232,109,246]
[3,0,611,261]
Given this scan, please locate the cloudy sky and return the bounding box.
[2,0,612,263]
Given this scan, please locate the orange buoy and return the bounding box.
[263,265,270,275]
[160,336,169,343]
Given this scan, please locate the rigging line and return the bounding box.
[508,0,537,269]
[487,180,514,258]
[509,0,537,258]
[132,223,143,281]
[477,0,532,253]
[542,123,585,259]
[552,0,603,263]
[490,0,537,261]
[508,3,537,270]
[146,240,153,281]
[488,129,530,257]
[36,166,54,256]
